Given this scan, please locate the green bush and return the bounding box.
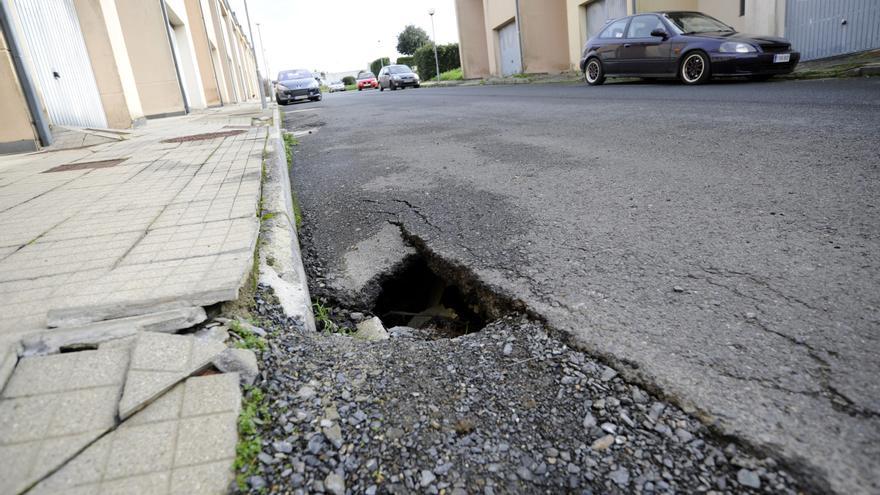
[369,57,391,78]
[342,76,356,86]
[414,43,460,80]
[396,56,415,68]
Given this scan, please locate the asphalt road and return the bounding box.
[283,78,880,494]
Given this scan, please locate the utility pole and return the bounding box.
[429,9,441,82]
[256,22,272,99]
[242,0,266,109]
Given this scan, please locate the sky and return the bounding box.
[226,0,461,76]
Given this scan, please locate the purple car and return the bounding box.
[580,11,800,86]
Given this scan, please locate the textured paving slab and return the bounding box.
[0,346,129,494]
[20,307,207,357]
[29,373,241,495]
[0,105,267,333]
[118,332,226,420]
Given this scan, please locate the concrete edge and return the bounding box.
[257,106,317,332]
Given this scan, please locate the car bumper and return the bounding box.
[710,52,800,76]
[358,83,378,89]
[392,79,420,87]
[278,88,321,101]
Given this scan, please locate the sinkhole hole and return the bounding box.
[370,253,494,338]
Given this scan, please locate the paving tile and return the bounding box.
[0,347,128,495]
[118,333,226,419]
[30,374,241,495]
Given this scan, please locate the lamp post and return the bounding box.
[256,23,272,99]
[428,9,441,82]
[242,0,266,109]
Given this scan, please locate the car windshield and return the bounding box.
[358,72,375,80]
[389,65,412,74]
[665,12,732,34]
[278,70,312,81]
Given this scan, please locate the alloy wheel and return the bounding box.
[682,54,705,83]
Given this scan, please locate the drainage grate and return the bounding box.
[160,130,246,143]
[43,158,127,173]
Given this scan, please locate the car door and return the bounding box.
[594,18,630,74]
[618,15,672,75]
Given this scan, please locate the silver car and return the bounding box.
[378,65,420,91]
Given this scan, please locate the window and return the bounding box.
[626,15,664,38]
[740,0,746,16]
[599,18,629,39]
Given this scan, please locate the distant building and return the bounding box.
[454,0,880,79]
[1,0,260,154]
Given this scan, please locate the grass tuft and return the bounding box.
[234,387,268,491]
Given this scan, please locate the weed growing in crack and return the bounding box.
[282,132,304,229]
[234,386,268,491]
[313,300,338,333]
[229,320,268,352]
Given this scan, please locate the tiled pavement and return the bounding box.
[0,104,269,493]
[0,107,266,333]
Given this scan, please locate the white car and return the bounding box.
[328,80,345,93]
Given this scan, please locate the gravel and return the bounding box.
[233,286,801,494]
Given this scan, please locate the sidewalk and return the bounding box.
[0,103,270,494]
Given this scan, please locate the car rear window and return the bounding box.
[599,18,629,39]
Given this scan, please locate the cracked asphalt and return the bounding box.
[283,78,880,494]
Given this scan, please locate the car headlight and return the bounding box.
[719,42,756,53]
[308,81,319,89]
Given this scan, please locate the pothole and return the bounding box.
[372,254,487,339]
[307,227,530,341]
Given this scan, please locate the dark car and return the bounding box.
[378,65,421,91]
[580,11,800,85]
[274,69,322,104]
[356,72,379,91]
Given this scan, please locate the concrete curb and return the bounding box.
[258,107,316,332]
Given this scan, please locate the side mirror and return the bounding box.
[651,28,668,39]
[272,80,277,84]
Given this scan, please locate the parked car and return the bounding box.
[357,72,379,91]
[378,65,421,91]
[274,69,322,104]
[580,11,800,86]
[328,80,345,93]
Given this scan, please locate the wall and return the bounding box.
[115,0,184,117]
[519,0,570,73]
[0,24,37,153]
[72,0,143,128]
[184,0,221,106]
[455,0,490,78]
[567,0,636,71]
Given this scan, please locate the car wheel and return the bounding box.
[680,51,710,85]
[358,87,362,91]
[584,58,605,86]
[380,85,384,92]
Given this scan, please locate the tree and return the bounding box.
[414,43,460,80]
[342,76,356,86]
[396,25,430,56]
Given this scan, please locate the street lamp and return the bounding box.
[428,9,440,82]
[242,0,266,109]
[256,23,272,99]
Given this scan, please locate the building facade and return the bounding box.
[0,0,259,154]
[455,0,878,79]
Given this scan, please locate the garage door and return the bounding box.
[585,0,628,40]
[13,0,108,128]
[785,0,880,61]
[498,21,522,77]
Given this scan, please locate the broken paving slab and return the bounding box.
[0,346,129,495]
[20,307,207,357]
[118,332,226,420]
[354,316,390,341]
[29,373,241,495]
[212,348,259,386]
